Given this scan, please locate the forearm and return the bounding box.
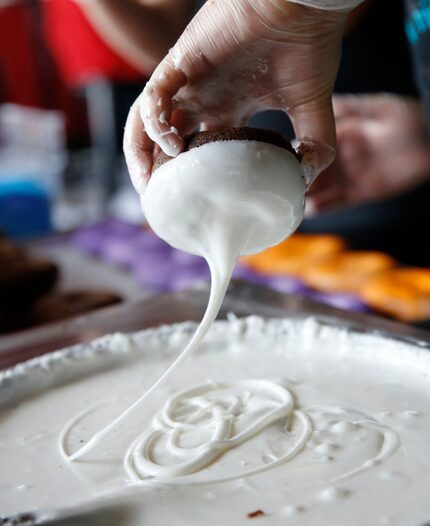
[78,0,192,74]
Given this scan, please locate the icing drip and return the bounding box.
[61,251,236,463]
[61,141,305,466]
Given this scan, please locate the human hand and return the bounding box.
[123,0,348,193]
[306,94,430,214]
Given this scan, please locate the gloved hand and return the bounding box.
[124,0,349,194]
[306,94,430,214]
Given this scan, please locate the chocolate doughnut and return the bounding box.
[153,127,299,172]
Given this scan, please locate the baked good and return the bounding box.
[32,290,122,324]
[153,127,299,172]
[300,251,396,293]
[241,234,346,276]
[0,258,58,301]
[0,302,32,333]
[360,268,430,321]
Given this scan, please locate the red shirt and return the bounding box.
[42,0,146,87]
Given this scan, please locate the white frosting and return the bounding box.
[143,140,304,258]
[123,380,311,483]
[62,139,304,466]
[1,317,430,525]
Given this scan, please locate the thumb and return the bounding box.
[288,98,337,187]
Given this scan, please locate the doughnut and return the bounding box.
[153,127,299,172]
[241,234,346,276]
[300,251,396,293]
[360,268,430,321]
[146,127,305,258]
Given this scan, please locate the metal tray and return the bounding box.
[1,282,430,526]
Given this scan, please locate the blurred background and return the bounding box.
[1,0,429,335]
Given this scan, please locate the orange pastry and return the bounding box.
[360,268,430,322]
[300,251,396,293]
[241,234,346,276]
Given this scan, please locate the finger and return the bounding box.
[123,96,155,194]
[171,108,199,137]
[288,98,337,186]
[141,60,187,157]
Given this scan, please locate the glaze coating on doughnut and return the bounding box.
[360,268,430,321]
[241,234,346,276]
[300,251,396,293]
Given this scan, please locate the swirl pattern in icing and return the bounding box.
[124,380,311,484]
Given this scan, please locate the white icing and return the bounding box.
[123,380,311,484]
[2,317,430,524]
[143,140,304,258]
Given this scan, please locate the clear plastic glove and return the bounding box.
[306,94,430,214]
[123,0,349,193]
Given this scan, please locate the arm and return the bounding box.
[77,0,194,74]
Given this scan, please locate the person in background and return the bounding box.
[303,0,430,265]
[75,0,196,75]
[307,94,430,213]
[307,0,430,214]
[43,0,196,148]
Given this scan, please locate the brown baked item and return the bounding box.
[0,302,32,334]
[360,268,430,322]
[153,127,299,172]
[0,235,58,332]
[241,234,346,277]
[0,238,25,264]
[300,251,396,293]
[0,259,59,300]
[32,290,122,324]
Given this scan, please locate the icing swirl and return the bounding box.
[124,380,310,483]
